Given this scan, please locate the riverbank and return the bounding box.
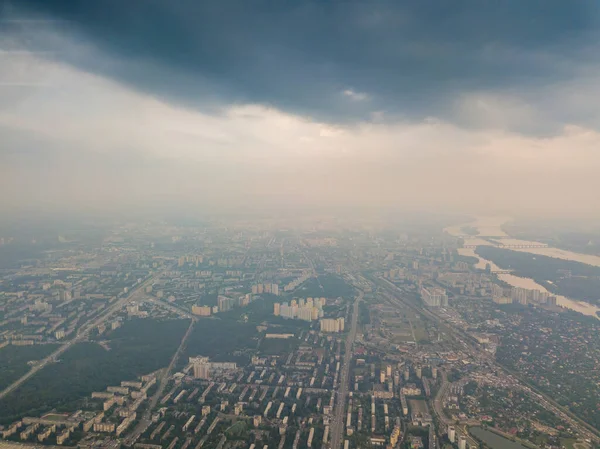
[475,246,600,305]
[445,218,600,318]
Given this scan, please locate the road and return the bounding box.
[0,271,163,401]
[330,289,363,449]
[124,318,196,446]
[302,250,324,292]
[432,370,450,425]
[145,296,193,319]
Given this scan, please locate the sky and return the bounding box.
[2,0,600,221]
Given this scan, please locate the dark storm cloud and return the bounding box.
[5,0,600,126]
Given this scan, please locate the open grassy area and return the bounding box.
[560,438,590,449]
[258,336,298,355]
[412,321,429,342]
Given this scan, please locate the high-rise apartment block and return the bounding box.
[252,283,280,296]
[319,317,345,333]
[420,287,448,307]
[192,305,212,316]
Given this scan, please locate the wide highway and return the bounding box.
[330,289,363,449]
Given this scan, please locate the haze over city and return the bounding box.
[4,4,600,449]
[2,1,600,220]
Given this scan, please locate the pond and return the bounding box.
[469,427,528,449]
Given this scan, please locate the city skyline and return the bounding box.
[1,211,600,449]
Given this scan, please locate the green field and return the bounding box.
[258,336,298,355]
[412,321,429,343]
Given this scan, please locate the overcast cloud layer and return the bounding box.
[1,1,600,220]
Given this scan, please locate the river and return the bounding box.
[445,217,600,318]
[469,427,528,449]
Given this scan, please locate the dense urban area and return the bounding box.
[1,217,600,449]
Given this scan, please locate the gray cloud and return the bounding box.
[3,1,600,222]
[5,0,600,132]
